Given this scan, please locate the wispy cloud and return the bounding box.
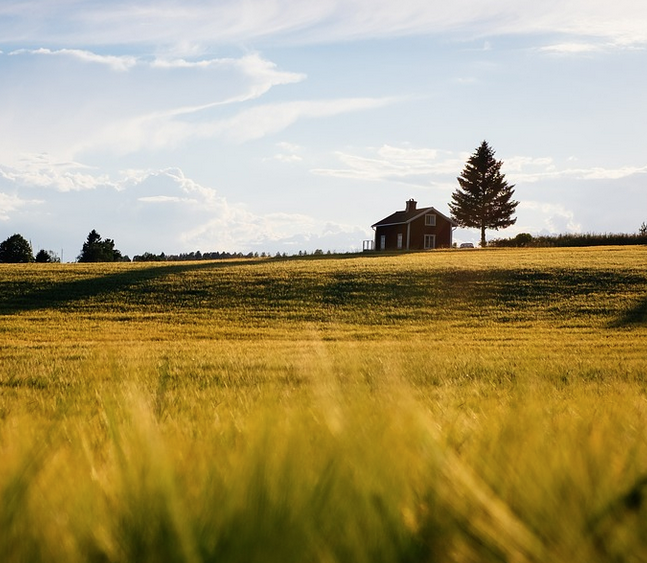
[0,192,43,220]
[578,166,647,180]
[1,1,646,47]
[538,43,607,55]
[1,49,307,159]
[311,146,647,194]
[214,97,400,143]
[506,159,647,183]
[10,47,138,70]
[80,96,399,155]
[312,145,464,188]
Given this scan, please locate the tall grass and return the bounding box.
[1,247,647,562]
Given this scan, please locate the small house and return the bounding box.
[371,199,457,251]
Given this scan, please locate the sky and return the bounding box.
[1,1,646,260]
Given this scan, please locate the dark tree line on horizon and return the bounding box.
[0,229,332,263]
[2,228,647,265]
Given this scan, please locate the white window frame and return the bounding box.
[424,234,436,249]
[380,235,386,250]
[425,214,436,226]
[397,233,403,249]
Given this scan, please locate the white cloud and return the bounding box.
[0,154,115,192]
[149,52,307,91]
[269,154,303,163]
[311,146,647,191]
[1,49,307,159]
[1,1,646,47]
[181,208,368,252]
[312,144,464,187]
[88,96,398,154]
[264,142,305,163]
[0,192,43,220]
[0,159,367,254]
[505,156,647,184]
[539,43,606,55]
[213,97,400,143]
[137,195,190,203]
[520,201,582,234]
[578,166,647,180]
[10,48,138,71]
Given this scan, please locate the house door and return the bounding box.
[380,235,386,250]
[424,234,436,249]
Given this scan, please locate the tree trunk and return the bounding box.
[480,226,487,247]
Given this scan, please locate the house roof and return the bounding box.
[371,206,457,229]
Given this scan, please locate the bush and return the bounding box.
[35,250,60,263]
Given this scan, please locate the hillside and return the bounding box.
[1,247,647,563]
[2,246,647,331]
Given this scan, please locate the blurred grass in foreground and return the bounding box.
[1,246,647,562]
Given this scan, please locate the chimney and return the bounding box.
[405,199,417,213]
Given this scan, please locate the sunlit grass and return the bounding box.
[1,247,647,561]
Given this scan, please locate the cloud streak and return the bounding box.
[75,96,399,155]
[10,47,138,70]
[212,97,401,143]
[0,50,307,160]
[311,145,647,189]
[1,1,646,48]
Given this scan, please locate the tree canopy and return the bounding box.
[449,141,519,247]
[0,234,34,263]
[77,230,123,262]
[35,249,60,263]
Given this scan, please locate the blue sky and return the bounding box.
[1,1,646,259]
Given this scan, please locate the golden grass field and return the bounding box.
[1,246,647,562]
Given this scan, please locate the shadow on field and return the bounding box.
[0,260,262,315]
[4,254,647,327]
[610,298,647,328]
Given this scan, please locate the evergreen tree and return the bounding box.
[450,141,519,247]
[77,229,123,262]
[0,234,34,263]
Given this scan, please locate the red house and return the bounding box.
[371,199,457,251]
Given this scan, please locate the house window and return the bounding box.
[425,214,436,226]
[380,235,386,250]
[424,234,436,249]
[397,233,403,249]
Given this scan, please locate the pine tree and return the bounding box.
[450,141,519,247]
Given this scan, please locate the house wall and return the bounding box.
[374,224,403,251]
[374,216,453,251]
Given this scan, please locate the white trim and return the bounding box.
[371,206,457,228]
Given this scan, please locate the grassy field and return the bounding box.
[1,246,647,562]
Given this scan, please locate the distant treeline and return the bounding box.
[133,249,332,262]
[490,232,647,248]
